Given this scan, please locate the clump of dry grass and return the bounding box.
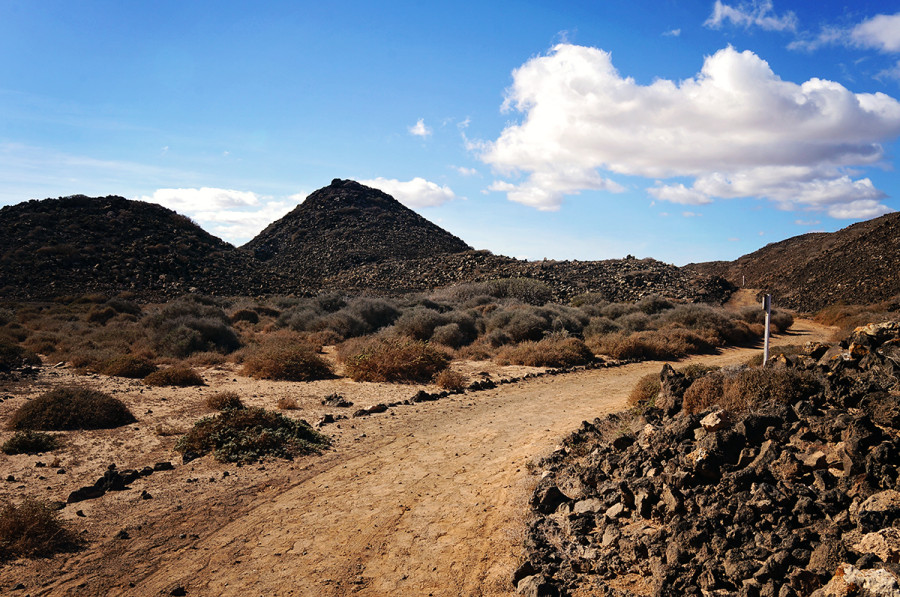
[341,337,450,383]
[683,367,821,414]
[276,396,299,410]
[98,354,157,378]
[205,391,245,411]
[144,366,205,387]
[495,337,595,367]
[591,328,715,361]
[435,369,469,391]
[7,386,135,431]
[0,499,80,560]
[241,334,333,381]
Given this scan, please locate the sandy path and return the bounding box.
[25,319,833,597]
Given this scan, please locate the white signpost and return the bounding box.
[762,294,772,367]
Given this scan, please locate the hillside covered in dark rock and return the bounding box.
[320,250,734,304]
[243,178,473,279]
[519,321,900,596]
[686,212,900,312]
[0,195,287,300]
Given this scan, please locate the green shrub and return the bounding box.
[175,407,330,463]
[98,354,157,378]
[205,391,245,411]
[496,337,595,367]
[144,298,240,357]
[0,499,79,560]
[1,430,60,455]
[343,338,450,383]
[143,366,205,387]
[7,386,135,431]
[241,337,333,381]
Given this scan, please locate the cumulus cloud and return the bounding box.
[454,166,479,176]
[360,177,456,207]
[409,118,432,138]
[704,1,797,32]
[135,187,303,244]
[791,12,900,53]
[479,44,900,218]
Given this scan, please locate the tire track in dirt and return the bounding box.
[38,319,834,597]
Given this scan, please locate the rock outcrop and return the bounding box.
[520,321,900,596]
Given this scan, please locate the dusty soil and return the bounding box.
[0,317,834,596]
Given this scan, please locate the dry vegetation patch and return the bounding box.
[341,337,450,383]
[143,366,205,387]
[7,386,136,431]
[0,499,79,561]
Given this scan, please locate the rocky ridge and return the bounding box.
[686,212,900,312]
[519,321,900,596]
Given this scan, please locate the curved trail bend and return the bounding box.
[44,319,834,596]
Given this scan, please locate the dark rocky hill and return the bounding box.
[243,179,473,280]
[686,212,900,312]
[0,183,732,304]
[0,195,286,300]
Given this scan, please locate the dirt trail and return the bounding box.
[29,319,834,597]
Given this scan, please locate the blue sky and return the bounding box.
[2,1,900,265]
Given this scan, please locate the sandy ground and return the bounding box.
[0,317,834,596]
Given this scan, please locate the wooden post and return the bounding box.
[762,294,772,367]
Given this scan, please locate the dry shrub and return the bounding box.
[2,430,60,455]
[98,354,157,378]
[0,339,41,370]
[0,499,79,560]
[455,339,497,361]
[683,367,821,413]
[8,386,135,431]
[143,366,205,387]
[496,337,595,367]
[276,396,299,410]
[343,338,450,383]
[175,407,330,463]
[230,309,260,324]
[628,373,660,408]
[591,328,714,361]
[435,369,468,391]
[241,335,332,381]
[184,351,227,367]
[205,391,245,411]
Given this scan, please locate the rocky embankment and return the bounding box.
[323,251,734,304]
[519,321,900,596]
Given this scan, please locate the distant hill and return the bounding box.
[0,183,733,304]
[0,195,284,300]
[243,179,473,280]
[686,212,900,311]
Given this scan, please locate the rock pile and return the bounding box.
[519,321,900,596]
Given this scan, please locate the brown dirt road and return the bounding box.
[8,318,834,597]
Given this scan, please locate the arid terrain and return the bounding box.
[0,313,833,596]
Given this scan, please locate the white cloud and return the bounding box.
[454,166,479,176]
[478,44,900,217]
[359,177,456,207]
[682,211,702,217]
[663,28,681,37]
[648,183,712,205]
[851,13,900,53]
[795,219,820,226]
[877,60,900,83]
[409,118,432,138]
[134,188,305,245]
[704,1,797,32]
[791,13,900,54]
